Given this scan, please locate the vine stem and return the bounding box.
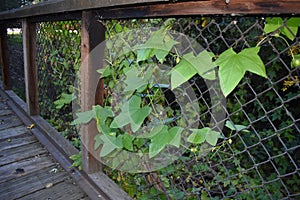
[256,33,295,60]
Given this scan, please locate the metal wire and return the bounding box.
[100,16,300,199]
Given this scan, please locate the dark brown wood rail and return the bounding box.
[0,0,299,199]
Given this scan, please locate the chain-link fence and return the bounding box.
[2,13,299,200]
[97,16,300,199]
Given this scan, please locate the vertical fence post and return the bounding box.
[0,24,12,90]
[81,11,106,173]
[22,19,39,116]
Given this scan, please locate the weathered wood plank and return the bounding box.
[0,25,11,90]
[0,114,23,131]
[0,109,13,116]
[0,89,110,200]
[0,0,300,23]
[0,133,37,151]
[89,172,132,200]
[98,0,300,19]
[22,19,39,116]
[0,0,169,22]
[0,166,68,199]
[0,142,47,166]
[0,126,28,140]
[0,154,55,183]
[81,11,105,173]
[20,178,89,200]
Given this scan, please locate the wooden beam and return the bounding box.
[97,0,300,19]
[0,0,169,22]
[0,25,12,90]
[22,19,39,116]
[0,0,300,23]
[81,11,106,174]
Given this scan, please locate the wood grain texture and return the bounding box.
[22,19,39,116]
[0,89,114,200]
[80,11,105,174]
[0,93,90,200]
[0,0,299,23]
[0,25,11,90]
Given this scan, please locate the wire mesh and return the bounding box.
[98,16,300,199]
[1,23,25,100]
[36,20,81,144]
[3,14,299,200]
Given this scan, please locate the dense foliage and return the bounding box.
[35,17,299,199]
[37,21,81,147]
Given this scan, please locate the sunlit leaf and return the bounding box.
[170,51,216,89]
[264,17,300,41]
[284,17,300,41]
[215,47,266,97]
[264,17,283,34]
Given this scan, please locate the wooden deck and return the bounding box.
[0,94,89,199]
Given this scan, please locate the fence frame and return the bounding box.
[0,0,300,199]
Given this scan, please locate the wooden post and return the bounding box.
[22,19,39,116]
[0,24,12,90]
[81,11,106,173]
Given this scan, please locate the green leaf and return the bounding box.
[70,152,82,170]
[264,17,300,41]
[225,120,248,132]
[124,68,149,92]
[134,28,179,63]
[168,127,183,148]
[187,128,207,144]
[122,133,135,151]
[188,127,222,146]
[54,93,74,109]
[100,135,123,157]
[137,124,167,139]
[264,17,283,34]
[93,106,114,134]
[136,49,154,63]
[71,109,95,125]
[205,129,221,146]
[149,126,183,158]
[284,17,300,41]
[94,134,102,150]
[215,47,266,97]
[97,66,111,78]
[110,95,151,132]
[170,51,216,89]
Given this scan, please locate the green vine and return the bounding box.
[72,17,300,168]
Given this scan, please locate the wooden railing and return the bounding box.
[0,0,300,199]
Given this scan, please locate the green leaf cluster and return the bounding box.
[264,17,300,41]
